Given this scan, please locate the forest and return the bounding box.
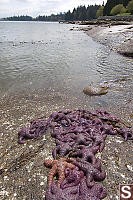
[103,0,131,15]
[3,4,100,21]
[2,0,133,21]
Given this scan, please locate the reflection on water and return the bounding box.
[0,21,133,115]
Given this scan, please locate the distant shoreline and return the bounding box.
[62,16,133,57]
[69,18,133,58]
[1,14,133,22]
[85,23,133,57]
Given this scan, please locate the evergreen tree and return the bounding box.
[103,0,131,15]
[122,0,131,7]
[103,0,117,16]
[96,6,104,18]
[127,0,133,14]
[78,6,87,20]
[5,15,33,21]
[110,4,126,15]
[64,10,73,21]
[72,8,77,20]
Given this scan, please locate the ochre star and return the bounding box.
[44,158,75,187]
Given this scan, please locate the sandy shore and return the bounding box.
[82,23,133,57]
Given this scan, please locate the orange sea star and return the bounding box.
[44,158,75,187]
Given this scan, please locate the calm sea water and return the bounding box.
[0,21,133,117]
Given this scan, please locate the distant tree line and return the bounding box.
[4,15,33,21]
[35,13,65,21]
[3,1,132,22]
[64,5,100,21]
[3,4,100,21]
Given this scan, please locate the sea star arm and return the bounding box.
[57,170,66,187]
[70,150,82,158]
[93,166,106,181]
[44,159,54,167]
[52,146,60,159]
[56,162,75,187]
[90,183,107,199]
[66,163,75,170]
[48,165,57,186]
[99,142,105,152]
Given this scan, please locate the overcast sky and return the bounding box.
[0,0,107,18]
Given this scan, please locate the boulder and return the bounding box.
[83,85,108,96]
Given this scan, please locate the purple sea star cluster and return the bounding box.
[18,119,48,144]
[18,110,133,200]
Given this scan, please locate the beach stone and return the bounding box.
[119,49,133,57]
[120,51,133,57]
[83,85,108,96]
[118,40,133,58]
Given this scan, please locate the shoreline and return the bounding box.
[80,23,133,57]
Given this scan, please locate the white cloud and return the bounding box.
[0,0,107,18]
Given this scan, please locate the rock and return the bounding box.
[118,41,133,58]
[119,50,133,58]
[126,164,133,172]
[78,20,109,25]
[79,27,92,31]
[110,21,130,26]
[83,85,108,96]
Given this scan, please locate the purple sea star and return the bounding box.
[70,159,106,188]
[17,109,133,200]
[60,167,84,189]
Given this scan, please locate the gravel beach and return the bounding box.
[85,23,133,57]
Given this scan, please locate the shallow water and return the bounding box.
[0,21,133,118]
[0,22,133,120]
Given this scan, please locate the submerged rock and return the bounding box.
[83,85,108,96]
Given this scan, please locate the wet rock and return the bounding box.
[83,85,108,96]
[119,50,133,58]
[118,40,133,58]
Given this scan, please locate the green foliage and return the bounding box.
[103,0,131,16]
[65,5,99,21]
[96,6,104,18]
[127,0,133,14]
[120,7,127,13]
[110,4,126,15]
[117,12,131,15]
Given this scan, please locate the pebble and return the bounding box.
[126,164,133,172]
[40,182,45,186]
